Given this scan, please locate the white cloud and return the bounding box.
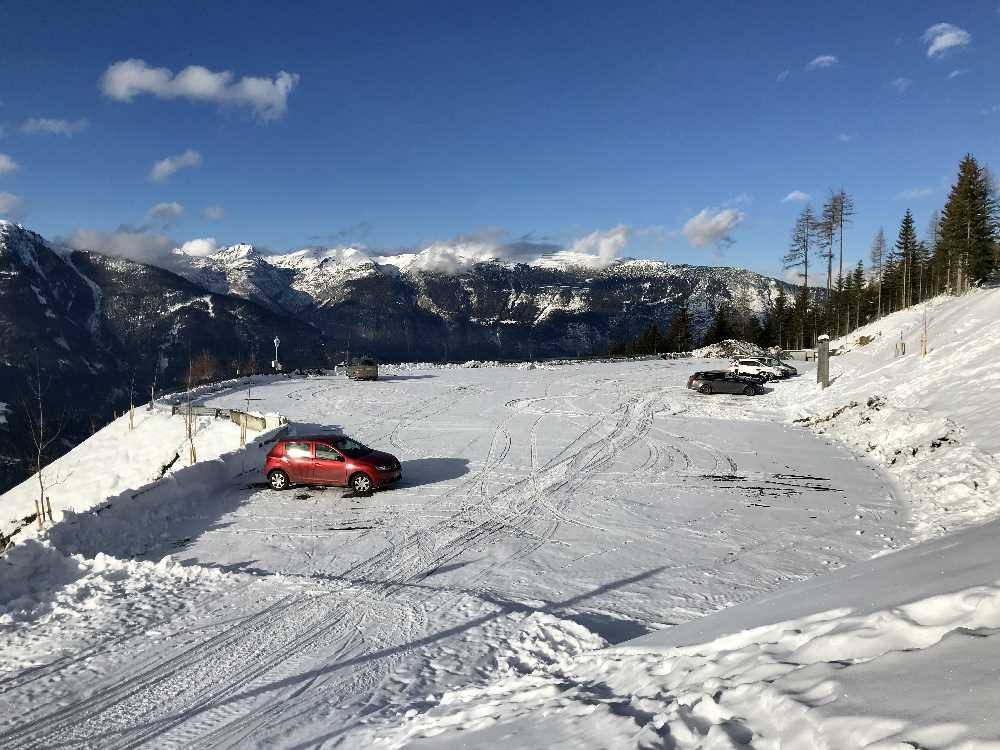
[890,77,912,93]
[0,153,19,175]
[948,68,969,79]
[0,192,24,220]
[923,23,971,58]
[837,132,856,143]
[776,69,790,83]
[781,190,811,203]
[100,59,300,121]
[548,225,631,268]
[203,205,225,220]
[896,187,934,200]
[682,207,745,248]
[147,201,185,220]
[783,267,804,284]
[177,237,221,257]
[374,226,634,273]
[21,117,88,136]
[64,227,176,264]
[149,149,201,183]
[806,55,839,71]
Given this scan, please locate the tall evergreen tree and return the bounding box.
[701,303,735,347]
[937,153,998,290]
[665,304,693,352]
[894,209,919,309]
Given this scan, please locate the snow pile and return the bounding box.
[372,518,1000,749]
[690,339,765,359]
[0,543,234,677]
[0,407,263,547]
[494,612,607,676]
[780,289,1000,540]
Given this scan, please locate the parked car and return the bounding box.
[265,434,401,494]
[730,358,785,381]
[760,356,798,377]
[687,370,763,396]
[346,357,379,381]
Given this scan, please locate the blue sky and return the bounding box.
[1,0,998,278]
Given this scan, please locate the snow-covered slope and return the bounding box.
[781,289,1000,540]
[362,289,1000,749]
[0,406,267,549]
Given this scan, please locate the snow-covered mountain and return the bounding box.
[169,241,795,360]
[0,222,326,492]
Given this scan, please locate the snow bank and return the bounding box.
[372,518,1000,749]
[690,338,765,359]
[0,541,234,678]
[780,289,1000,539]
[0,408,262,547]
[44,429,275,560]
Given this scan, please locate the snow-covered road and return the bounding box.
[0,359,906,748]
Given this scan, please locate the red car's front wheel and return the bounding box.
[350,472,373,495]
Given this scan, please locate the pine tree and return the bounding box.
[894,209,919,309]
[937,153,998,290]
[701,303,735,347]
[665,304,692,352]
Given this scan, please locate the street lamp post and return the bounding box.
[272,336,282,371]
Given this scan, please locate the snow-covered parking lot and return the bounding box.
[1,358,904,748]
[3,289,1000,749]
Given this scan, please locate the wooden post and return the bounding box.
[46,496,54,523]
[921,308,929,357]
[817,335,830,389]
[35,498,43,528]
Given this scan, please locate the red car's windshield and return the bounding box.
[331,436,371,458]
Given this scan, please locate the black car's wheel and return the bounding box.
[699,384,712,394]
[350,472,374,495]
[743,385,755,396]
[268,469,290,491]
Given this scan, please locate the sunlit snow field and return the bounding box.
[1,356,906,748]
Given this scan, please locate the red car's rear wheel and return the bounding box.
[268,469,289,491]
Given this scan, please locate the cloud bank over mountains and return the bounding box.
[55,224,646,274]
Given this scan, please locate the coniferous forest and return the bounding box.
[612,153,999,355]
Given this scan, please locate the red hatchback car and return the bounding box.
[264,435,402,495]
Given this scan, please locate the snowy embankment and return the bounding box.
[363,290,1000,749]
[0,408,272,628]
[783,288,1000,540]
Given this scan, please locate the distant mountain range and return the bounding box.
[0,220,794,491]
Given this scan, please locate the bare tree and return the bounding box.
[20,352,63,525]
[190,351,221,385]
[870,228,887,320]
[185,354,198,465]
[783,204,817,288]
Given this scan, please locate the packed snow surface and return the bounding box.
[2,289,1000,748]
